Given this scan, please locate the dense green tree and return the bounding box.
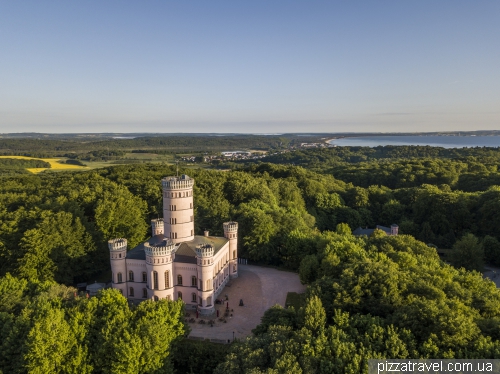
[484,236,500,266]
[450,234,484,272]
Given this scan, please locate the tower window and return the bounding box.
[129,271,134,282]
[153,271,158,290]
[165,271,170,288]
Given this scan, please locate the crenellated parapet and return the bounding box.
[196,243,214,258]
[144,239,176,257]
[161,175,194,190]
[223,221,238,233]
[151,218,164,236]
[108,238,127,251]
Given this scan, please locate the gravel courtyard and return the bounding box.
[187,264,306,342]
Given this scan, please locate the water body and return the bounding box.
[329,136,500,148]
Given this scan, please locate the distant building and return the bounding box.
[353,224,399,236]
[86,282,107,296]
[109,174,238,316]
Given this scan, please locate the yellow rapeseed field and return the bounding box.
[0,156,88,173]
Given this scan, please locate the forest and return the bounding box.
[1,145,500,372]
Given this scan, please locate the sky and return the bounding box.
[0,1,499,133]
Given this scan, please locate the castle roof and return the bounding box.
[176,235,228,258]
[125,234,228,263]
[353,224,398,236]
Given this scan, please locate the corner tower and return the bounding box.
[109,238,127,295]
[162,175,195,243]
[144,239,175,300]
[224,221,238,278]
[196,243,215,315]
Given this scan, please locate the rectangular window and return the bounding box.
[153,272,158,290]
[142,272,147,282]
[165,271,170,288]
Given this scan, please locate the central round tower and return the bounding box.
[162,175,195,243]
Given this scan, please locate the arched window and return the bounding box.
[129,271,134,282]
[142,272,147,282]
[177,291,182,300]
[154,296,159,301]
[177,275,183,285]
[142,288,147,298]
[191,276,197,286]
[117,273,122,283]
[207,296,212,306]
[153,271,158,289]
[129,287,134,297]
[192,293,197,302]
[165,271,170,288]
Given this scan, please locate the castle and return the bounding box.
[109,174,238,315]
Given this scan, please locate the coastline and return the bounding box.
[324,135,500,148]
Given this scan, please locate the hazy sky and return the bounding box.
[0,1,499,133]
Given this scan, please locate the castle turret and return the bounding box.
[144,239,176,300]
[162,175,195,243]
[196,243,215,315]
[151,218,164,236]
[224,221,238,278]
[109,238,127,295]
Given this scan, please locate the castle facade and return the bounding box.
[109,174,238,315]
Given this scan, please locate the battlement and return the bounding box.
[161,175,194,190]
[108,238,127,251]
[151,218,163,227]
[144,239,176,257]
[195,243,214,258]
[223,221,238,232]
